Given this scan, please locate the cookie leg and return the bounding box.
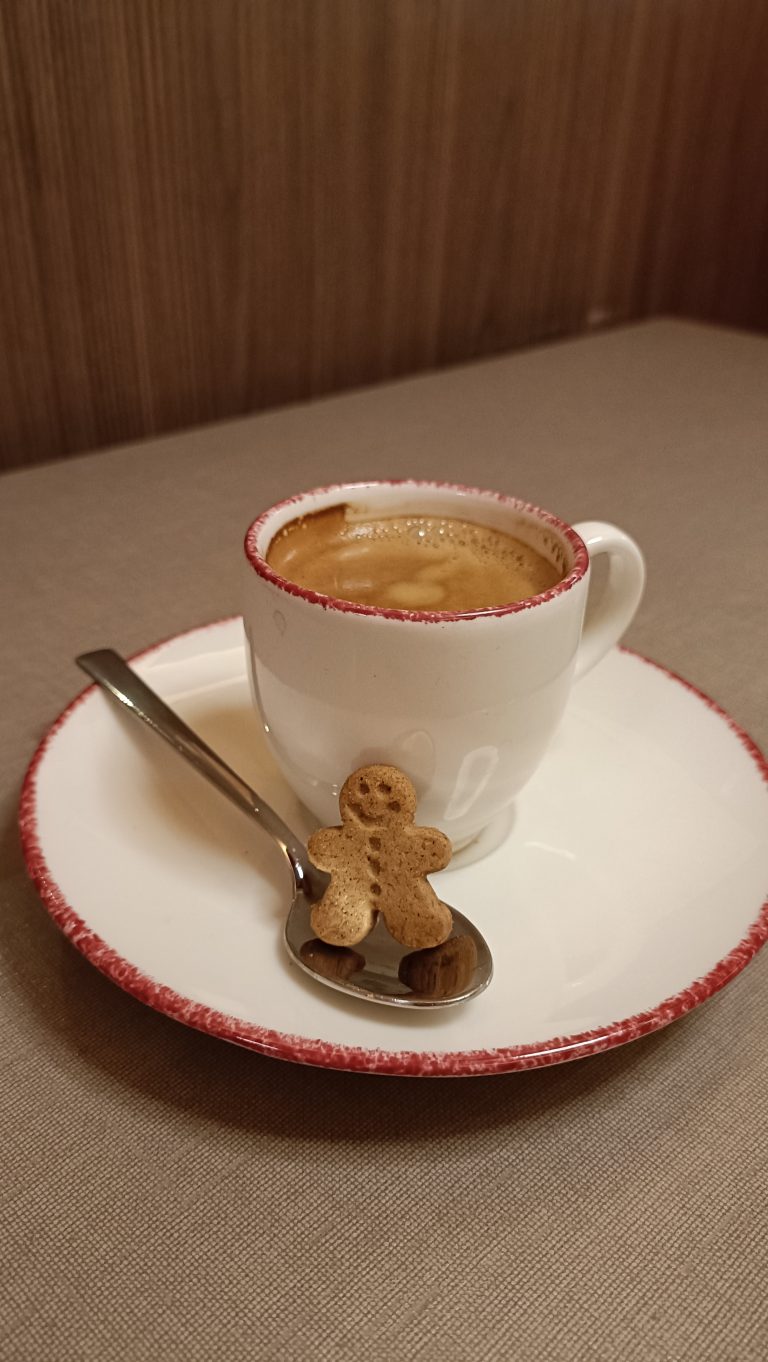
[310,885,378,947]
[382,883,453,950]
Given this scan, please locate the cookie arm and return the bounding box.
[307,826,344,872]
[407,826,453,874]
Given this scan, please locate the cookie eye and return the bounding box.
[387,800,401,813]
[370,882,381,896]
[359,780,370,794]
[377,782,392,795]
[368,836,381,851]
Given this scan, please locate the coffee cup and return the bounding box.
[243,481,644,848]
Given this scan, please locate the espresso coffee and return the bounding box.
[266,505,562,611]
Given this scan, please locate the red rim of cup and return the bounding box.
[243,480,589,622]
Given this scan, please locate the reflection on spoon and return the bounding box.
[399,935,479,1000]
[300,932,482,1003]
[299,939,366,982]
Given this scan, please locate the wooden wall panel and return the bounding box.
[1,0,767,469]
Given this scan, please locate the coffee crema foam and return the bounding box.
[266,505,562,612]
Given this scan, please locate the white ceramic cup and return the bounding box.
[243,481,644,848]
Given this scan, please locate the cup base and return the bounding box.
[447,805,516,870]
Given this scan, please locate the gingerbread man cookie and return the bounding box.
[307,765,453,950]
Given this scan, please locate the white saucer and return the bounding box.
[20,619,768,1076]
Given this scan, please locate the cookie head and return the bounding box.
[340,765,417,828]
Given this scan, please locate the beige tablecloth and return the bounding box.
[1,320,767,1361]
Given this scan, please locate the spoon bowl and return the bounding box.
[76,650,493,1008]
[288,891,492,1007]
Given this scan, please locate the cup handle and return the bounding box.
[572,522,645,679]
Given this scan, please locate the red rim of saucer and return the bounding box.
[243,480,589,622]
[17,619,768,1078]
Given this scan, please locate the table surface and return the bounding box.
[1,318,767,1362]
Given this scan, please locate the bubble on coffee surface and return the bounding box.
[266,505,562,612]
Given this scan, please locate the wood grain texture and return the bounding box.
[1,0,767,469]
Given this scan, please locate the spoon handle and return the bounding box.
[76,649,313,889]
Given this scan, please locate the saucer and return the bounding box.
[20,619,768,1076]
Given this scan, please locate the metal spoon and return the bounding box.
[76,650,493,1008]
